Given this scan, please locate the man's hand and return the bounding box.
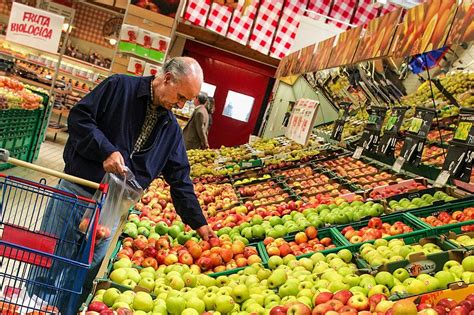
[197,225,217,241]
[103,151,125,175]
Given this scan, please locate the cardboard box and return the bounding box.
[394,283,474,304]
[149,35,170,64]
[143,62,161,77]
[127,57,145,76]
[119,24,138,53]
[135,29,155,58]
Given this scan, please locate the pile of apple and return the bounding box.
[263,227,337,257]
[388,191,457,212]
[352,172,405,191]
[214,200,384,243]
[275,166,315,178]
[369,181,427,200]
[114,233,261,274]
[358,238,444,267]
[427,129,453,142]
[450,234,474,247]
[342,217,414,244]
[194,181,239,212]
[419,207,474,227]
[415,294,474,315]
[234,173,272,185]
[87,247,474,315]
[237,181,287,199]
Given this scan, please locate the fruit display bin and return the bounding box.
[335,212,431,244]
[384,185,472,214]
[443,231,474,251]
[103,238,265,284]
[364,178,428,202]
[390,282,474,304]
[352,233,461,273]
[406,200,474,234]
[258,227,350,263]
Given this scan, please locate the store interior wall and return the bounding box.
[263,77,338,139]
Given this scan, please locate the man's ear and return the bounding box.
[164,72,173,83]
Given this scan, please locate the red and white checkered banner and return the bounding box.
[305,0,332,20]
[206,2,233,36]
[226,0,259,45]
[328,0,357,30]
[351,0,380,26]
[249,0,284,55]
[270,0,306,59]
[184,0,212,27]
[380,3,399,15]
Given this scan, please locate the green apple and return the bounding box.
[368,284,390,297]
[110,269,128,284]
[375,271,395,288]
[338,249,353,263]
[264,294,281,306]
[450,266,464,278]
[422,276,440,292]
[328,281,350,293]
[406,279,425,295]
[111,301,131,310]
[215,295,235,314]
[116,291,134,305]
[278,281,299,298]
[435,270,456,288]
[374,239,388,248]
[113,257,132,270]
[349,286,367,296]
[203,292,216,310]
[463,256,474,272]
[133,292,153,312]
[267,269,287,289]
[338,266,353,277]
[344,274,360,287]
[138,278,155,291]
[393,268,410,282]
[310,252,325,265]
[391,284,408,295]
[231,284,249,303]
[267,256,284,270]
[103,288,121,307]
[186,297,205,313]
[182,308,199,315]
[169,277,185,290]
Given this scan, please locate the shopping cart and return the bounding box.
[0,149,107,314]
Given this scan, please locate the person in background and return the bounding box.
[28,57,216,313]
[207,96,215,132]
[183,93,210,149]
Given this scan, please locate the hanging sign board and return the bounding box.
[6,3,64,54]
[398,107,436,166]
[440,108,474,182]
[285,99,319,146]
[330,102,352,142]
[358,106,387,153]
[378,107,408,157]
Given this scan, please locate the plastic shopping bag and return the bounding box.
[79,167,143,244]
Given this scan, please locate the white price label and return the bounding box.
[392,157,405,173]
[353,146,363,159]
[242,162,252,168]
[434,170,450,188]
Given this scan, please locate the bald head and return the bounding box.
[160,57,203,84]
[153,57,204,110]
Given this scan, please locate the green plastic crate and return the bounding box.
[260,228,350,263]
[405,201,474,235]
[351,233,459,273]
[335,212,430,245]
[442,230,474,251]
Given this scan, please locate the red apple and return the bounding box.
[313,292,333,305]
[333,290,353,305]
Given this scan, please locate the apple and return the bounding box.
[313,292,333,305]
[132,292,153,312]
[103,288,121,307]
[369,294,387,312]
[215,295,235,314]
[270,306,288,315]
[375,300,394,313]
[392,300,418,315]
[333,290,352,305]
[348,295,369,311]
[88,302,108,313]
[286,302,311,315]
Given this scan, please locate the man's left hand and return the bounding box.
[197,225,217,241]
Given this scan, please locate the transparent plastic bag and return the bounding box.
[79,167,143,244]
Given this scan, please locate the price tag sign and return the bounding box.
[353,146,363,159]
[434,170,450,187]
[241,162,252,168]
[392,157,405,173]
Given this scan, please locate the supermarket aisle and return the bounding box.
[3,133,67,186]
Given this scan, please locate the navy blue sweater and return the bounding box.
[64,74,207,229]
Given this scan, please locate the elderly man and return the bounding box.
[29,57,215,313]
